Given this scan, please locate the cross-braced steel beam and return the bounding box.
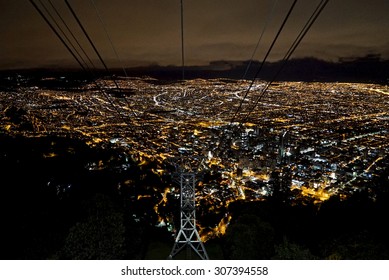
[169,172,209,260]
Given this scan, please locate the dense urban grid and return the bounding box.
[1,74,388,243]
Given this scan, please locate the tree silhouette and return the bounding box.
[273,237,317,260]
[223,214,275,259]
[58,194,127,259]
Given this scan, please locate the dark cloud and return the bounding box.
[0,0,388,69]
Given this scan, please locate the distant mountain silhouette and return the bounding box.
[1,55,388,84]
[122,54,389,84]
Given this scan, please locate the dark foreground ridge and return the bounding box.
[1,134,389,260]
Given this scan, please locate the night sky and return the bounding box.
[1,0,388,69]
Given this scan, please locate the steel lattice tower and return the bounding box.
[168,172,209,260]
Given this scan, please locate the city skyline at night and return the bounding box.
[1,0,389,262]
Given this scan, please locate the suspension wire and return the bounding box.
[46,0,113,95]
[242,0,279,80]
[281,0,328,64]
[64,0,140,120]
[64,0,121,90]
[90,0,128,77]
[181,0,185,81]
[241,0,330,123]
[87,1,139,125]
[230,0,298,123]
[29,0,86,71]
[29,0,176,150]
[30,0,132,126]
[89,0,140,120]
[47,0,97,69]
[37,0,89,70]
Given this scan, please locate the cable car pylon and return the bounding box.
[168,157,209,260]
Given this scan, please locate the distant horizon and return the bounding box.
[1,53,387,71]
[1,55,388,85]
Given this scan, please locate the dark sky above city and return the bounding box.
[1,0,388,69]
